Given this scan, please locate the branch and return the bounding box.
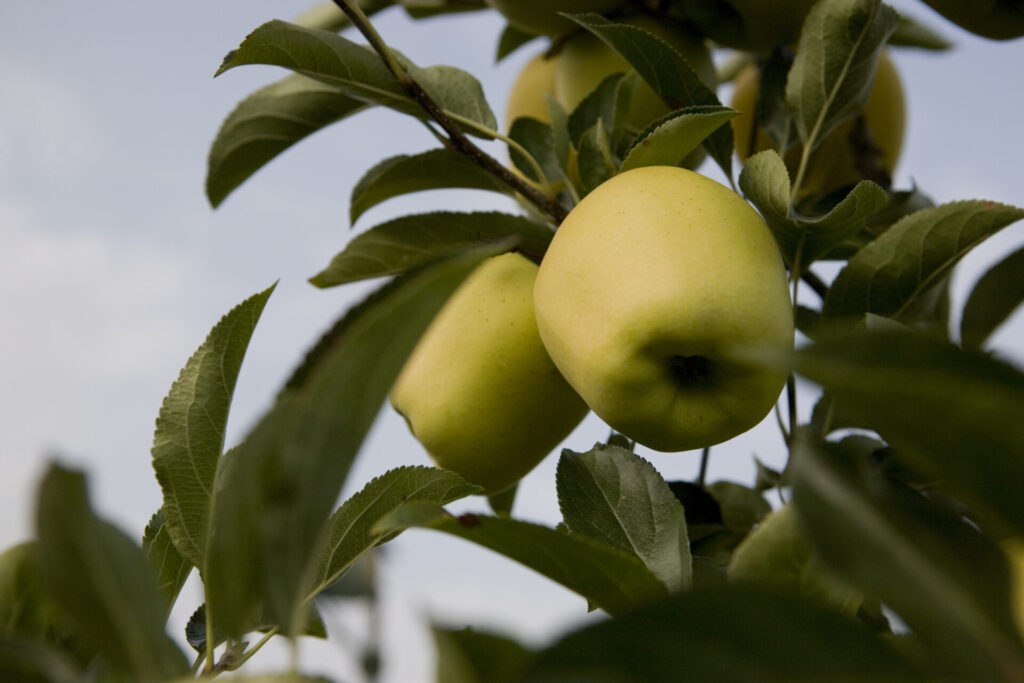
[330,0,569,224]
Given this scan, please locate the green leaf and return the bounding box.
[496,24,537,62]
[152,284,276,569]
[509,117,560,186]
[349,150,513,224]
[433,625,532,683]
[166,675,332,683]
[566,72,636,148]
[790,431,1024,680]
[522,583,928,682]
[35,465,189,682]
[293,0,394,32]
[310,211,552,288]
[786,0,900,153]
[793,181,890,266]
[784,330,1024,540]
[620,106,736,173]
[141,508,192,616]
[0,638,84,683]
[575,123,616,194]
[960,245,1024,350]
[567,13,733,179]
[824,200,1024,322]
[183,603,325,655]
[206,74,367,207]
[305,467,480,600]
[217,20,497,135]
[706,481,773,531]
[556,445,691,593]
[889,14,953,50]
[401,0,487,18]
[374,503,668,616]
[739,150,797,254]
[204,244,508,639]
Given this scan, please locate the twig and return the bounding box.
[801,268,828,299]
[330,0,569,224]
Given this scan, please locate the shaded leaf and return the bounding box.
[374,503,668,616]
[433,625,532,683]
[183,603,325,655]
[496,24,537,61]
[310,211,552,288]
[566,72,636,148]
[306,467,480,600]
[824,200,1024,322]
[620,106,736,173]
[0,638,84,683]
[217,20,497,135]
[204,244,507,639]
[575,123,616,194]
[509,117,561,186]
[207,74,367,207]
[960,245,1024,350]
[889,14,953,50]
[786,0,900,153]
[35,465,189,682]
[293,0,394,32]
[141,508,192,616]
[401,0,487,18]
[152,284,275,569]
[522,583,927,682]
[791,430,1024,679]
[557,445,690,592]
[790,180,889,267]
[349,149,513,224]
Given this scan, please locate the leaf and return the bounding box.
[374,503,668,616]
[566,72,636,148]
[496,24,537,61]
[790,431,1024,680]
[183,603,325,655]
[152,284,276,570]
[204,244,508,639]
[293,0,394,32]
[217,20,497,135]
[401,0,487,18]
[619,105,736,173]
[556,445,691,593]
[786,0,900,153]
[433,625,533,683]
[782,330,1024,540]
[306,466,480,600]
[824,200,1024,322]
[509,117,561,186]
[889,14,953,50]
[791,180,889,267]
[0,638,84,683]
[206,74,367,207]
[310,211,552,288]
[34,465,189,682]
[522,583,928,682]
[166,675,332,683]
[349,150,513,224]
[575,123,616,194]
[739,150,797,256]
[960,245,1024,350]
[567,13,733,179]
[141,508,192,616]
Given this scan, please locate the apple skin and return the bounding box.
[533,166,793,452]
[554,13,716,135]
[731,50,906,199]
[680,0,819,54]
[390,252,589,494]
[506,52,558,128]
[485,0,626,38]
[922,0,1024,41]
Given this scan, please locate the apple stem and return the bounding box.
[785,374,798,444]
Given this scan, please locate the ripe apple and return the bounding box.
[729,504,863,613]
[554,12,716,136]
[533,166,793,452]
[485,0,626,38]
[921,0,1024,40]
[731,50,906,199]
[506,52,558,128]
[390,252,589,494]
[680,0,819,54]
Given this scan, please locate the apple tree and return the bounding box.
[4,0,1024,681]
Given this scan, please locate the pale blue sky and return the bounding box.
[2,1,1023,680]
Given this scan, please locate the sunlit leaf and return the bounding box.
[620,106,735,173]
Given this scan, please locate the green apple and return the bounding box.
[731,49,906,199]
[1004,539,1024,640]
[680,0,819,54]
[390,252,589,494]
[485,0,626,38]
[921,0,1024,41]
[506,51,559,128]
[554,12,716,135]
[729,504,863,614]
[533,166,793,452]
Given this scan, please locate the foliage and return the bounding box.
[8,0,1024,681]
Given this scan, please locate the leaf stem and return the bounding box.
[229,627,279,672]
[204,604,216,673]
[330,0,569,224]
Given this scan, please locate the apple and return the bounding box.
[728,504,863,614]
[731,49,906,199]
[1004,539,1024,640]
[921,0,1024,41]
[533,166,793,452]
[680,0,819,54]
[390,252,589,494]
[485,0,626,38]
[554,12,716,136]
[506,51,558,128]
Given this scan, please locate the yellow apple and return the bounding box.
[731,50,906,199]
[391,252,589,494]
[922,0,1024,41]
[554,13,716,136]
[506,51,558,128]
[533,166,793,452]
[485,0,627,38]
[681,0,819,54]
[729,504,862,614]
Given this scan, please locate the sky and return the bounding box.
[2,1,1024,680]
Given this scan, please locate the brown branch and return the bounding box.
[801,268,828,299]
[330,0,569,224]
